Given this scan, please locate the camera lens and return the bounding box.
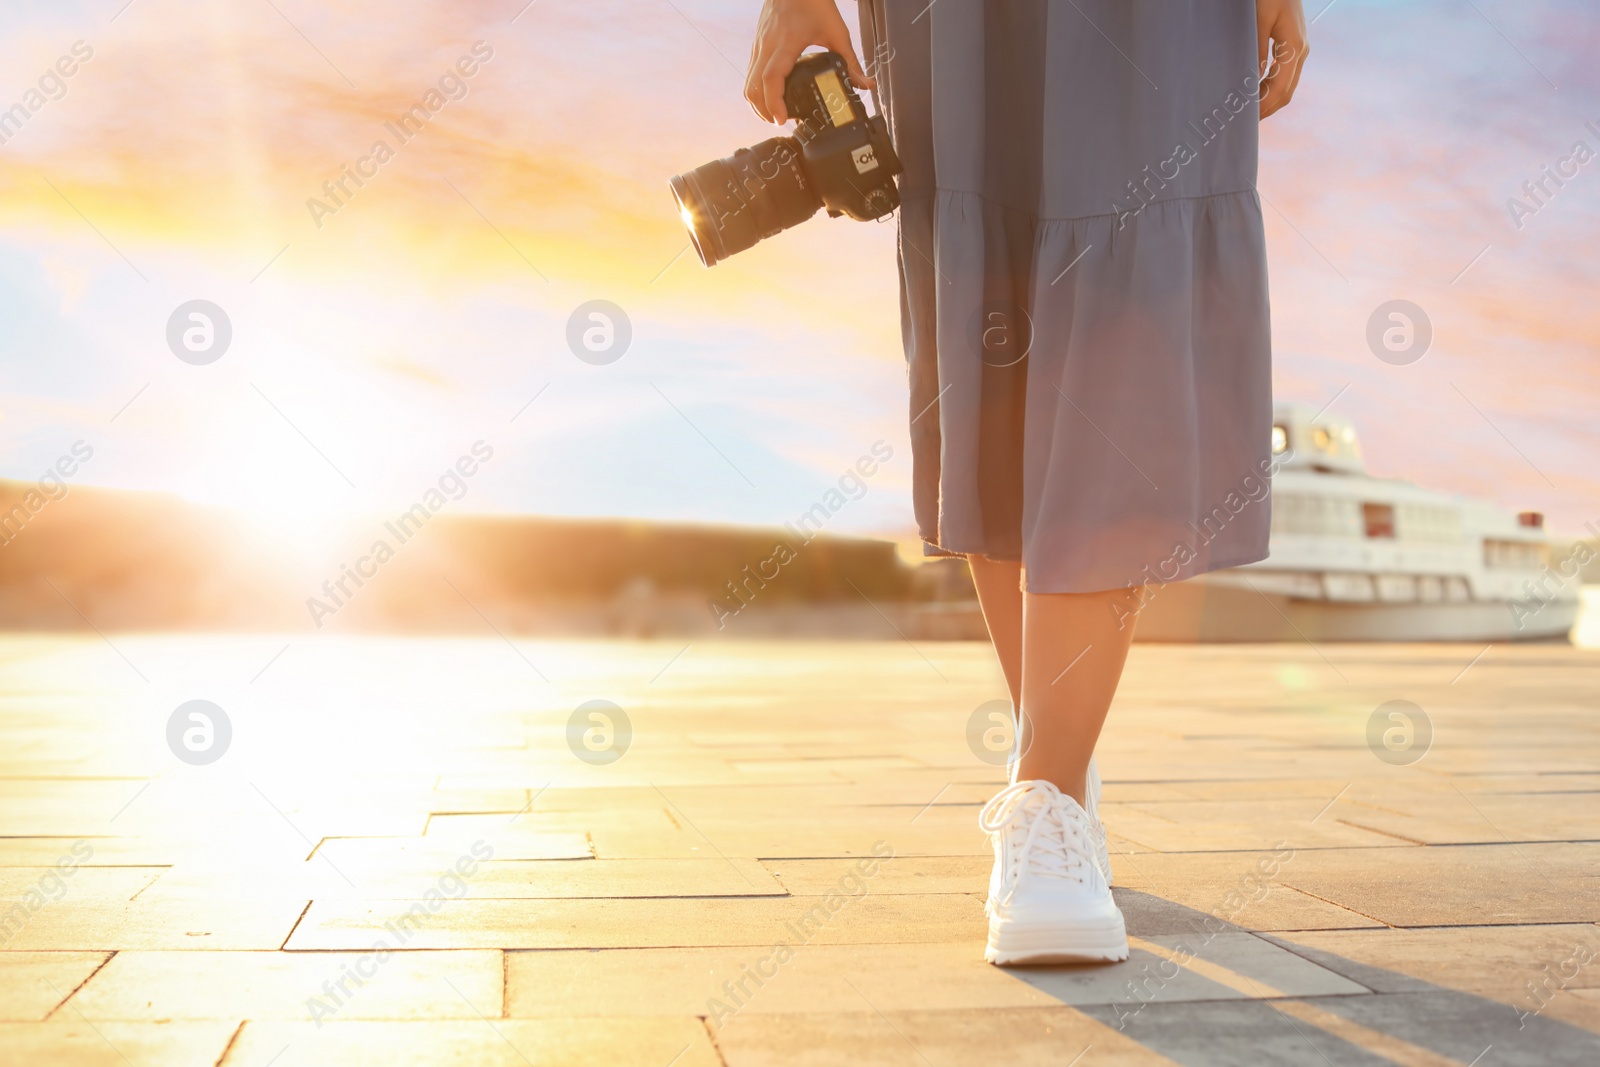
[670,137,820,266]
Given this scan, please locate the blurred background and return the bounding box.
[2,0,1597,642]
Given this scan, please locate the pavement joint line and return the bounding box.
[43,955,116,1022]
[212,1021,247,1067]
[278,900,315,950]
[42,978,135,1066]
[1446,782,1566,895]
[650,782,767,890]
[507,781,552,825]
[443,975,535,1066]
[251,782,359,888]
[1330,817,1428,846]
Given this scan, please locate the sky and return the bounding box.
[2,0,1598,551]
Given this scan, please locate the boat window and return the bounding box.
[1362,502,1396,539]
[1484,539,1550,569]
[1271,424,1289,455]
[1314,426,1332,451]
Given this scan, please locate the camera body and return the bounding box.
[782,51,901,222]
[670,51,902,266]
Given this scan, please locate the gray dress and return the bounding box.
[859,0,1274,593]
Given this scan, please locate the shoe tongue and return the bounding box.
[1024,789,1092,879]
[1055,792,1089,826]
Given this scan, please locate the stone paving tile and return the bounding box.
[425,807,987,860]
[0,866,163,901]
[1557,988,1600,1033]
[507,944,1059,1018]
[1110,853,1384,931]
[1291,990,1600,1065]
[1104,804,1410,853]
[1261,924,1600,1040]
[0,1020,239,1067]
[712,1007,1173,1066]
[219,1017,722,1066]
[287,893,984,951]
[70,949,503,1021]
[0,782,156,837]
[140,857,784,901]
[314,832,594,865]
[1262,925,1600,998]
[1075,997,1413,1066]
[348,857,783,899]
[4,636,1600,1063]
[0,894,309,951]
[1448,774,1600,795]
[1275,843,1600,926]
[0,952,108,1021]
[760,856,992,895]
[1149,779,1375,802]
[505,935,1358,1020]
[1328,792,1600,845]
[0,838,175,866]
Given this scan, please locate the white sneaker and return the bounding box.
[1085,756,1113,886]
[979,779,1128,965]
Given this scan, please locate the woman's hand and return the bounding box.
[745,0,873,124]
[1256,0,1309,119]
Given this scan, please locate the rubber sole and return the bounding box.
[984,916,1129,966]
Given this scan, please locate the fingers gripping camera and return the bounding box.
[670,51,903,266]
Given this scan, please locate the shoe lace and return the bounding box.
[979,781,1093,903]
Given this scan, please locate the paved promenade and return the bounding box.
[1,634,1598,1065]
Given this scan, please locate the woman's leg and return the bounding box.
[966,556,1023,706]
[1014,586,1145,805]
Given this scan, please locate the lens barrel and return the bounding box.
[670,137,821,267]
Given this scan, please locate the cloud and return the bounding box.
[1,0,1596,535]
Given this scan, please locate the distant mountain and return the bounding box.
[0,479,967,636]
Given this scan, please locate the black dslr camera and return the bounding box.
[670,51,902,266]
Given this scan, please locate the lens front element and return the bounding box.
[669,137,821,267]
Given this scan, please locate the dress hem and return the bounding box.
[922,539,1272,596]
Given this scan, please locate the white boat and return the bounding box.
[1135,402,1584,642]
